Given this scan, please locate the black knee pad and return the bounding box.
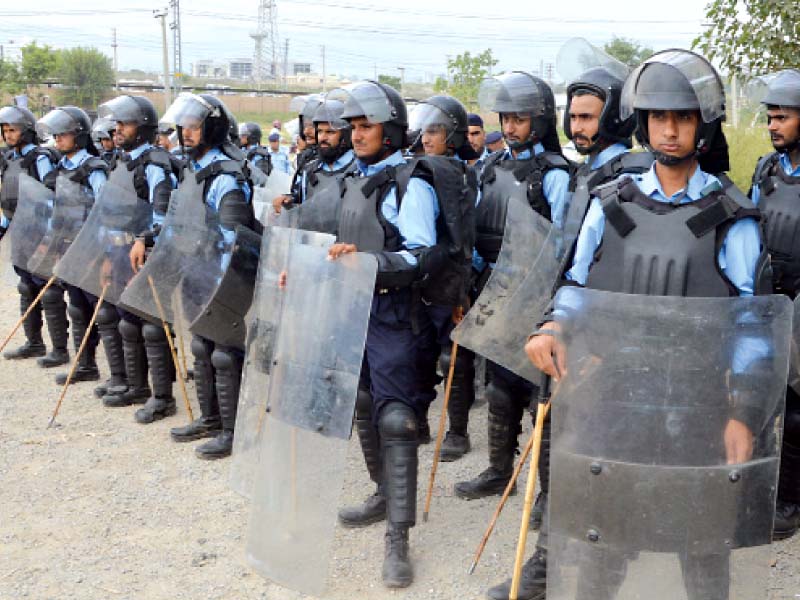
[67,303,86,324]
[41,284,64,309]
[191,335,214,361]
[486,381,515,415]
[97,303,119,328]
[378,403,418,442]
[142,322,167,344]
[17,279,36,299]
[355,387,373,421]
[211,347,240,372]
[118,317,142,342]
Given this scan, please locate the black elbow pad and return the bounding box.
[218,189,254,231]
[152,180,173,218]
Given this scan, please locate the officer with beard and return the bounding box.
[749,68,800,540]
[0,105,59,361]
[95,95,178,420]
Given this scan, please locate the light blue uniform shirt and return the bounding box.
[355,150,439,266]
[59,149,107,199]
[300,149,355,203]
[565,162,762,296]
[750,151,800,206]
[246,144,267,167]
[473,146,491,173]
[588,143,629,171]
[128,142,177,227]
[267,147,292,174]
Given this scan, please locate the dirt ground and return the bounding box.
[0,279,798,600]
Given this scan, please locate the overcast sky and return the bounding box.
[0,0,711,82]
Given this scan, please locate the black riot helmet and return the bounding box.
[409,95,478,160]
[621,49,728,170]
[330,80,408,155]
[564,66,635,154]
[91,117,116,143]
[239,121,263,146]
[98,94,159,148]
[759,69,800,153]
[311,98,352,162]
[478,71,561,154]
[290,93,324,142]
[36,106,97,155]
[0,105,38,146]
[161,92,231,159]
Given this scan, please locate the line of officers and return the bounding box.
[1,47,799,597]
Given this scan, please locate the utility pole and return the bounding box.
[111,28,118,90]
[321,45,327,92]
[169,0,182,95]
[154,9,171,110]
[397,67,405,97]
[283,38,289,90]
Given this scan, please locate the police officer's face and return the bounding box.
[115,121,139,149]
[501,113,532,145]
[766,107,800,152]
[350,117,384,159]
[239,134,250,148]
[101,138,115,152]
[569,94,603,150]
[181,121,203,149]
[647,110,699,158]
[1,124,22,147]
[53,131,77,154]
[304,122,317,144]
[467,125,485,153]
[422,125,448,156]
[316,123,342,150]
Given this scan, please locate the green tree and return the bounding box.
[603,36,654,68]
[0,60,24,96]
[19,41,60,85]
[694,0,800,76]
[377,74,402,90]
[437,49,498,108]
[57,47,115,108]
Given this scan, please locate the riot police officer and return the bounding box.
[749,68,800,540]
[408,94,478,460]
[36,106,109,385]
[516,49,767,600]
[238,122,272,175]
[328,81,442,588]
[455,72,571,503]
[0,105,59,361]
[467,112,490,169]
[166,93,254,457]
[92,117,118,165]
[95,94,178,419]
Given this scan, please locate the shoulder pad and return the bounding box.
[592,174,635,200]
[141,147,173,171]
[194,159,245,184]
[618,151,654,173]
[716,173,755,210]
[534,151,571,172]
[752,152,779,186]
[83,156,109,174]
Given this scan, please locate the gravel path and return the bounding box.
[0,280,798,600]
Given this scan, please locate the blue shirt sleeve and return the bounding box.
[718,217,761,297]
[749,183,760,206]
[542,168,571,230]
[564,197,605,285]
[88,169,107,200]
[381,178,439,265]
[35,154,55,181]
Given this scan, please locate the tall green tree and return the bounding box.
[19,41,60,85]
[0,60,23,96]
[57,47,115,108]
[603,36,654,68]
[694,0,800,76]
[377,74,402,90]
[434,49,498,108]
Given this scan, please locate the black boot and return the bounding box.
[439,344,475,461]
[196,347,241,460]
[4,279,46,359]
[486,548,547,600]
[171,336,221,440]
[105,319,151,407]
[530,416,550,530]
[37,284,69,368]
[776,435,800,540]
[134,322,176,424]
[379,403,418,589]
[94,303,127,399]
[55,304,100,385]
[456,382,521,499]
[338,388,387,527]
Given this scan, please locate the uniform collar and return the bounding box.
[60,148,90,169]
[637,163,720,203]
[192,146,224,170]
[14,143,36,158]
[356,150,405,176]
[502,142,544,162]
[589,143,628,170]
[127,142,152,161]
[322,149,355,172]
[778,152,800,176]
[247,144,261,151]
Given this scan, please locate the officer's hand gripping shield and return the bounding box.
[53,165,152,304]
[454,193,576,382]
[1,173,53,272]
[244,244,376,597]
[27,174,94,279]
[228,225,335,499]
[546,288,791,600]
[119,171,225,324]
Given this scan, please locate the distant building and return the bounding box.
[229,59,254,80]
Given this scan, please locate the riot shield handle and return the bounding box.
[0,275,57,354]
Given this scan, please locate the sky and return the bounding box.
[0,0,712,83]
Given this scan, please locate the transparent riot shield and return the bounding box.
[260,169,295,227]
[0,156,23,221]
[790,296,800,394]
[245,244,376,597]
[453,194,560,380]
[27,174,94,280]
[53,172,152,304]
[119,173,223,324]
[546,288,791,600]
[229,226,335,499]
[2,174,54,271]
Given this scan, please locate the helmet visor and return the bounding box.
[160,93,215,130]
[620,50,725,123]
[92,117,116,137]
[756,69,800,108]
[409,103,456,136]
[478,72,546,116]
[329,82,397,124]
[312,100,349,130]
[36,108,81,139]
[98,95,146,125]
[557,37,629,85]
[0,106,30,127]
